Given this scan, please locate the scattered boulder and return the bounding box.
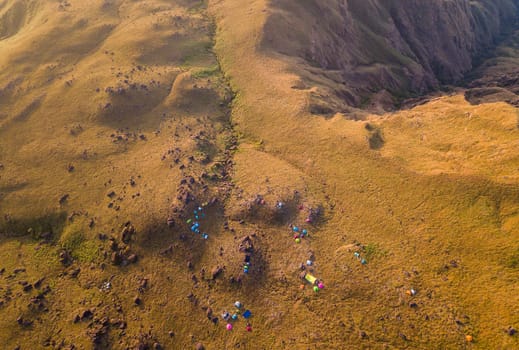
[69,268,81,278]
[111,252,122,265]
[127,254,138,264]
[238,236,254,253]
[121,223,136,244]
[28,295,46,312]
[99,317,110,327]
[160,245,173,255]
[211,266,223,279]
[81,309,93,320]
[187,293,197,304]
[87,323,109,346]
[59,194,70,205]
[17,316,33,327]
[195,343,205,350]
[59,251,73,266]
[40,285,52,296]
[109,238,119,251]
[139,278,149,292]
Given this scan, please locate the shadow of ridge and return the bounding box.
[0,211,68,242]
[229,192,308,227]
[235,237,270,295]
[135,200,227,267]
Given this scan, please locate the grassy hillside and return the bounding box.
[210,0,519,349]
[0,0,238,348]
[0,0,517,349]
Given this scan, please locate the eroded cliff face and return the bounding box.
[262,0,519,114]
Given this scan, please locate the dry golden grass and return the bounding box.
[210,0,519,349]
[0,0,237,348]
[0,0,518,349]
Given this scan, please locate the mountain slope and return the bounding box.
[261,0,519,114]
[0,0,517,349]
[211,0,519,348]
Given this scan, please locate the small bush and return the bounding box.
[368,128,385,149]
[504,248,519,269]
[61,226,85,252]
[192,65,219,79]
[364,243,387,260]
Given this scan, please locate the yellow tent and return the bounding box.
[304,273,317,284]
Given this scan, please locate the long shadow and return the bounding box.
[136,199,226,267]
[0,211,68,242]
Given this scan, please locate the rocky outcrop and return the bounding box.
[262,0,519,113]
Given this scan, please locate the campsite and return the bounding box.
[0,0,518,348]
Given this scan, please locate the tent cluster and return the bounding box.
[353,251,368,265]
[186,206,209,240]
[290,224,325,293]
[221,301,252,332]
[238,236,254,274]
[291,225,308,244]
[300,271,325,293]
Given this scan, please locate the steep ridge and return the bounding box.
[262,0,519,115]
[464,24,519,106]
